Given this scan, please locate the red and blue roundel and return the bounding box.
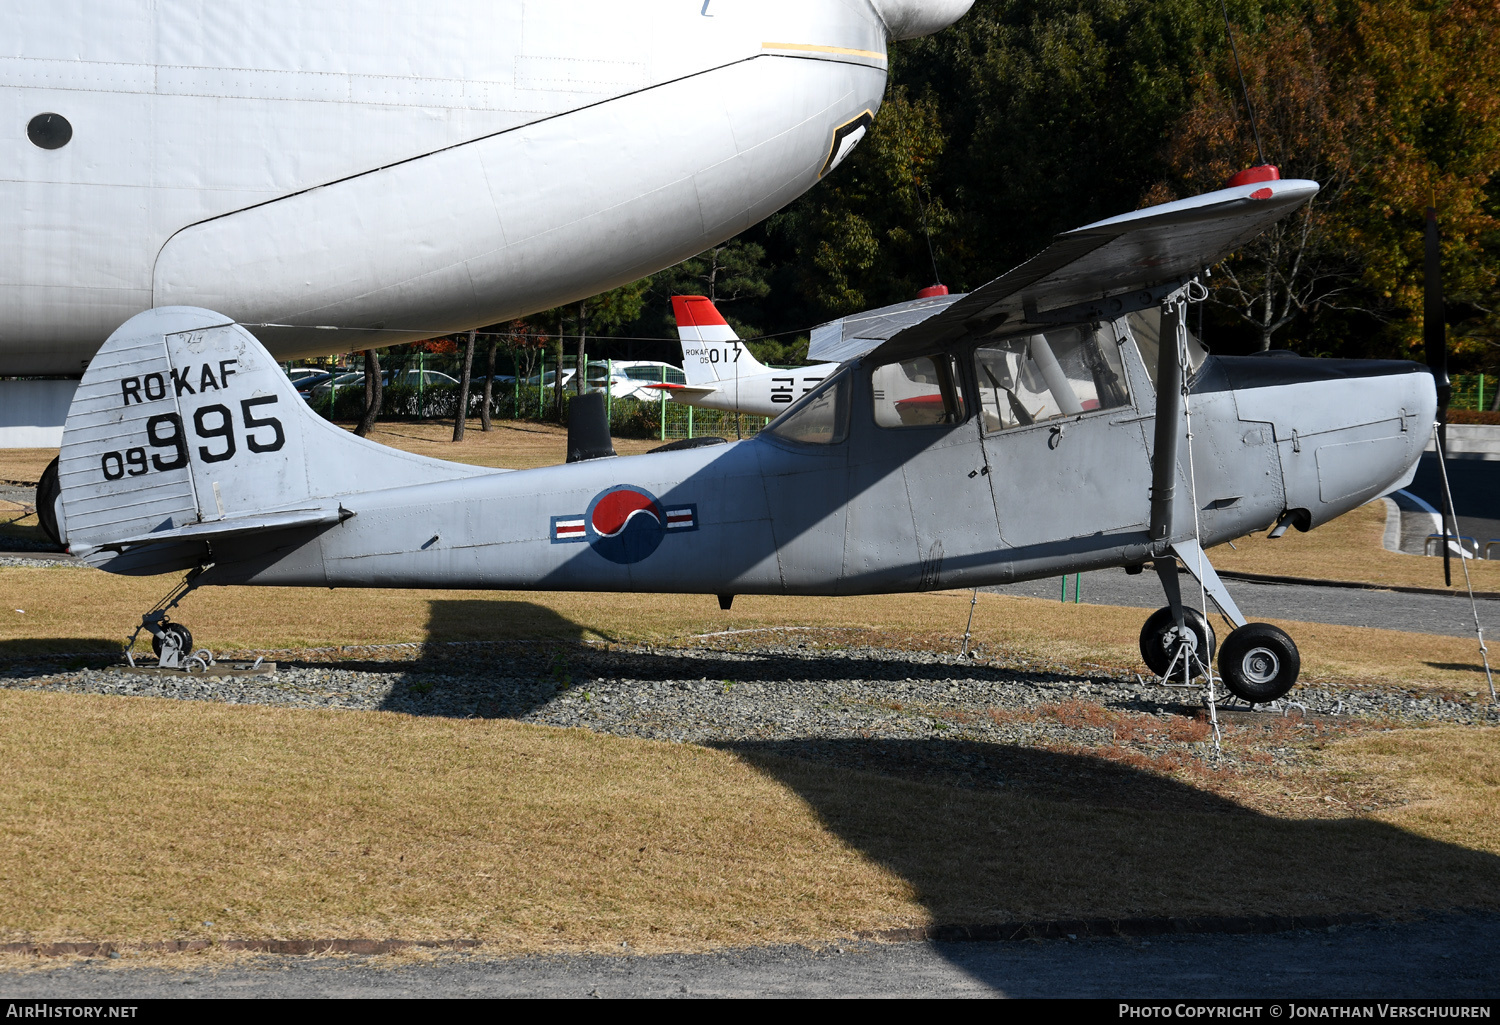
[550,485,698,564]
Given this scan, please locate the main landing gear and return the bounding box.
[1144,540,1301,703]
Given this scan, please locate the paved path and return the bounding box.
[2,913,1495,998]
[1408,454,1500,552]
[987,567,1499,640]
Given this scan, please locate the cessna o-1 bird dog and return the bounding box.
[45,173,1436,704]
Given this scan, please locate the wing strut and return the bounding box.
[1148,303,1185,543]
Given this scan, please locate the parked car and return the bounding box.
[610,361,686,399]
[515,362,685,400]
[285,366,328,387]
[304,368,458,400]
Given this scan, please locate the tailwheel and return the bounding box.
[1218,623,1300,703]
[1139,606,1216,679]
[151,623,193,659]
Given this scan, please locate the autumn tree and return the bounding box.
[768,85,955,318]
[1150,0,1500,357]
[1148,14,1374,350]
[1337,0,1500,370]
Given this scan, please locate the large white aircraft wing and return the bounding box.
[807,176,1319,365]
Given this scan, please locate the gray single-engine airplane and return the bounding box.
[41,169,1436,703]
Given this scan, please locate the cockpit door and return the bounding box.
[976,323,1154,551]
[842,352,994,592]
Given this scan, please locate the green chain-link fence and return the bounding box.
[1450,374,1495,412]
[299,354,775,441]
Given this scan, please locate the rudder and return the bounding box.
[671,295,769,386]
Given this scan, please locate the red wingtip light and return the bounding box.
[1226,164,1280,189]
[917,284,950,298]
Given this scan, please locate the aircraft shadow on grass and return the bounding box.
[1425,661,1496,675]
[719,737,1500,992]
[378,598,1500,987]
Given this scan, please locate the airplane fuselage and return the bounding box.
[3,0,948,374]
[67,310,1433,598]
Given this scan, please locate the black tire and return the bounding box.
[35,457,61,546]
[151,623,193,658]
[1139,606,1217,679]
[1218,623,1300,703]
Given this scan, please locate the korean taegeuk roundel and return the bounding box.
[585,486,666,564]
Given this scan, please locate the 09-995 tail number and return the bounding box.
[100,396,284,481]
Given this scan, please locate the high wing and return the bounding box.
[807,176,1319,365]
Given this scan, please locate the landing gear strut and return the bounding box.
[126,565,213,670]
[1144,542,1301,703]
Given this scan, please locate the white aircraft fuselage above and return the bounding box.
[1,0,973,376]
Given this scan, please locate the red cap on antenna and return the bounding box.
[917,284,950,298]
[1226,165,1280,189]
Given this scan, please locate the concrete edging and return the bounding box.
[1218,568,1500,601]
[5,911,1441,957]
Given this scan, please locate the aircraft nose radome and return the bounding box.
[866,0,974,40]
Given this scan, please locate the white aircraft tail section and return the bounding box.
[56,306,490,571]
[671,295,770,386]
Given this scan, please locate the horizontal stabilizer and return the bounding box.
[77,506,352,555]
[642,382,720,397]
[808,177,1319,364]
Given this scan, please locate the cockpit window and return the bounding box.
[767,371,850,446]
[1127,307,1208,388]
[974,326,1130,433]
[871,354,968,428]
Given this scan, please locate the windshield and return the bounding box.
[1127,307,1208,388]
[974,325,1130,432]
[767,371,850,446]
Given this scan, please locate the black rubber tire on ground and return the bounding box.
[1218,623,1300,703]
[35,457,61,546]
[151,623,193,658]
[1139,606,1217,679]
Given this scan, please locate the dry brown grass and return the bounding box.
[344,419,661,470]
[1,501,42,542]
[1321,727,1500,856]
[0,689,1495,949]
[0,448,57,484]
[1214,500,1500,593]
[0,689,914,949]
[2,574,1491,694]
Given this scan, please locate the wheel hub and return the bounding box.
[1240,645,1280,684]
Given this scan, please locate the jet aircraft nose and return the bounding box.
[866,0,975,40]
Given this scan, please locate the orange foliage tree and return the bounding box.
[1149,0,1500,359]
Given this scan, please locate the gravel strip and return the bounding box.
[3,640,1495,798]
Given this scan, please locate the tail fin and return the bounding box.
[670,295,769,386]
[57,306,490,573]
